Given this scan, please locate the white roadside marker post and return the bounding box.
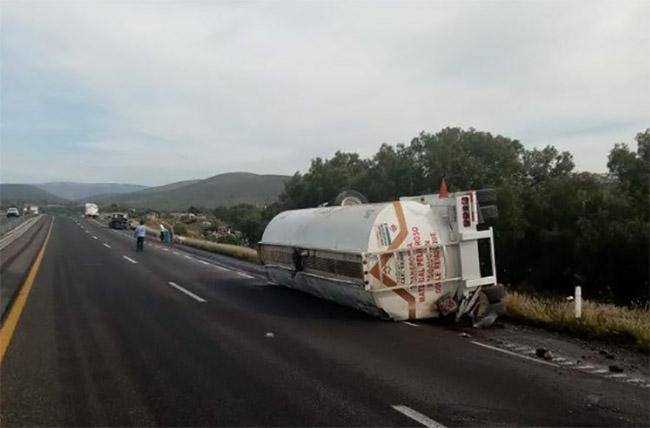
[575,286,582,319]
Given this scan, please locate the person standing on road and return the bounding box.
[135,219,146,252]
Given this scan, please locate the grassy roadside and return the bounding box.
[175,236,260,264]
[504,291,650,353]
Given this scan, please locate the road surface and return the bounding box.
[1,216,648,426]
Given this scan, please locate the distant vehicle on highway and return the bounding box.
[6,207,20,218]
[109,213,129,229]
[85,203,99,218]
[26,205,39,215]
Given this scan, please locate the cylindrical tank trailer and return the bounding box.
[259,190,504,323]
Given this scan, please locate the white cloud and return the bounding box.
[1,0,648,184]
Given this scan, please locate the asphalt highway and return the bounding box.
[0,216,648,427]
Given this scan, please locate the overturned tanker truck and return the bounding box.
[258,186,505,325]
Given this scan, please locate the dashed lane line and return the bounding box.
[122,256,138,264]
[103,243,111,249]
[392,405,446,428]
[168,282,207,303]
[92,235,98,240]
[403,322,420,327]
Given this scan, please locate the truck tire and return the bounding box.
[482,284,506,303]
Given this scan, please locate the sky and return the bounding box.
[1,0,648,186]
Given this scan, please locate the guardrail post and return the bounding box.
[575,286,582,319]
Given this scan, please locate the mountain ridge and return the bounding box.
[92,172,289,210]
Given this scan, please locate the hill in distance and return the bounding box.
[98,172,289,210]
[0,184,67,206]
[37,182,148,201]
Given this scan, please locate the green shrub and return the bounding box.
[173,223,188,236]
[217,234,241,245]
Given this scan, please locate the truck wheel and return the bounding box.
[482,284,506,303]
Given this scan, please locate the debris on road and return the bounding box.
[599,349,615,359]
[536,348,554,361]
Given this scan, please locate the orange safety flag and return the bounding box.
[439,177,449,198]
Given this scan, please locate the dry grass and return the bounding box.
[504,291,650,352]
[175,236,260,264]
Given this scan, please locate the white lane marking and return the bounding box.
[237,272,254,279]
[392,405,446,428]
[590,368,609,374]
[184,255,193,260]
[607,373,627,379]
[558,360,576,366]
[214,265,231,271]
[199,260,211,265]
[513,346,530,352]
[553,357,567,362]
[173,251,180,255]
[162,248,169,252]
[122,256,138,264]
[403,322,420,327]
[470,341,559,367]
[168,282,207,303]
[92,235,98,239]
[576,365,595,370]
[625,378,647,384]
[103,243,111,248]
[85,230,90,234]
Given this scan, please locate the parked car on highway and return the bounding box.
[6,207,20,218]
[109,213,129,229]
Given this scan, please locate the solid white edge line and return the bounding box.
[214,265,231,271]
[237,272,254,279]
[184,255,193,260]
[103,243,111,248]
[403,321,420,327]
[392,405,446,428]
[469,341,559,367]
[199,260,210,265]
[122,256,138,264]
[168,281,207,303]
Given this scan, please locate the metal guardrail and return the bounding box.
[0,216,28,237]
[0,215,42,251]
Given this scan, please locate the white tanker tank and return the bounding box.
[259,189,505,323]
